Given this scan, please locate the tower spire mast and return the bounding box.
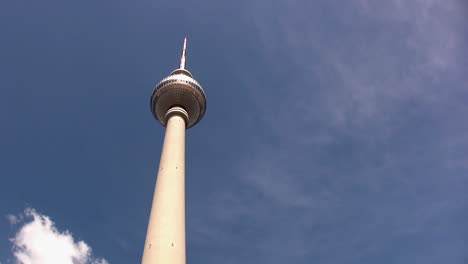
[179,37,187,70]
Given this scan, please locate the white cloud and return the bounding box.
[9,208,108,264]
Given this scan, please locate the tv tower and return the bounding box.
[142,37,206,264]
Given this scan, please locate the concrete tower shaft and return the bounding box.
[142,110,187,264]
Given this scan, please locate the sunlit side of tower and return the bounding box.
[142,38,206,264]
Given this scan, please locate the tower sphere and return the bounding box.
[150,64,206,128]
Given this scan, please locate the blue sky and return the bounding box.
[1,0,468,263]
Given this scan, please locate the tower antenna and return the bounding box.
[179,37,187,69]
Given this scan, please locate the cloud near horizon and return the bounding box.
[7,208,108,264]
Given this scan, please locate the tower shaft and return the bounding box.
[142,111,187,264]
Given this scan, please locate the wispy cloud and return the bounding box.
[240,0,468,201]
[190,0,468,263]
[6,214,21,225]
[8,208,108,264]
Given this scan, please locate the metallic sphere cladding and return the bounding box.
[150,70,206,128]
